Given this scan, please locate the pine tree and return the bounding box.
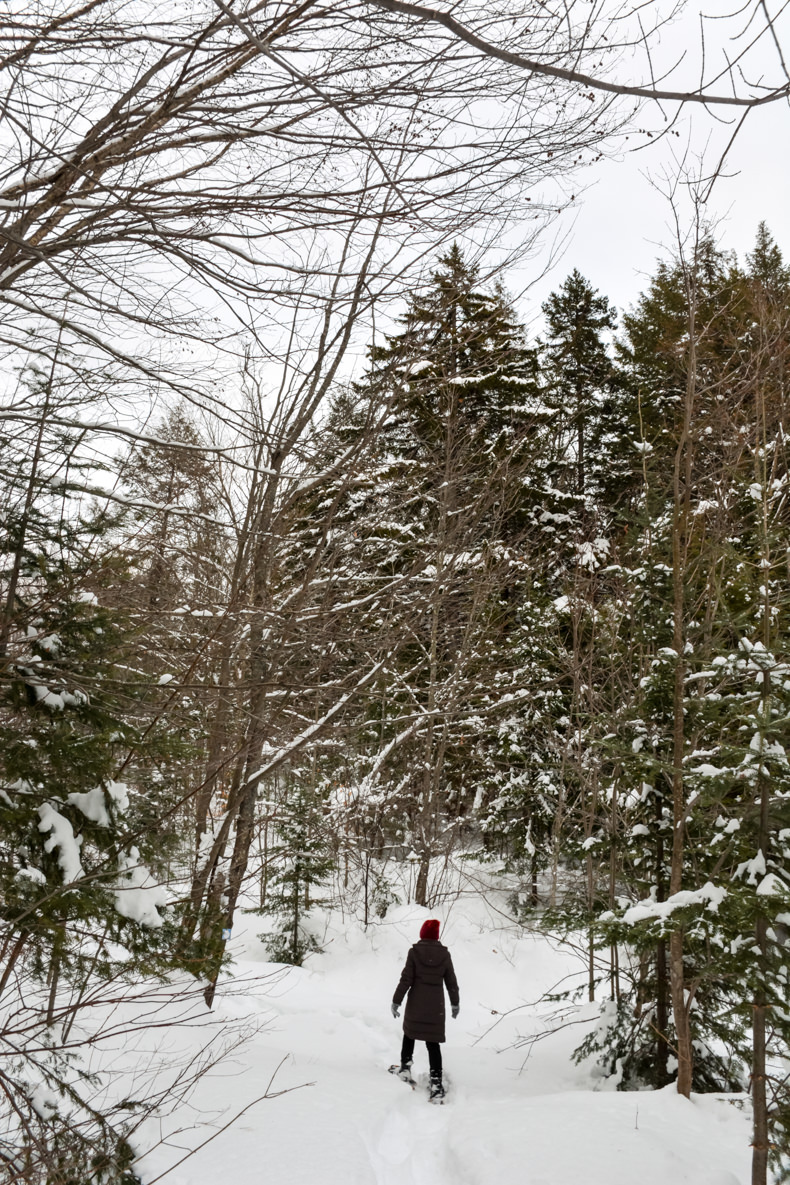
[563,229,790,1174]
[0,379,195,1181]
[347,248,548,902]
[0,493,187,987]
[259,773,334,965]
[541,269,620,504]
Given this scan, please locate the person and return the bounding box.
[390,918,459,1101]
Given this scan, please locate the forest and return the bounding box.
[1,2,790,1184]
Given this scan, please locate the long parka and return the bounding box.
[392,939,459,1043]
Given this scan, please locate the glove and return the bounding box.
[391,1003,400,1019]
[451,1005,460,1019]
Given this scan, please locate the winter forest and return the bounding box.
[2,3,790,1184]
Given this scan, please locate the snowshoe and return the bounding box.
[428,1078,446,1104]
[388,1063,415,1087]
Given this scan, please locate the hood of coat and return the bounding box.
[412,939,446,969]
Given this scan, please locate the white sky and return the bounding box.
[518,102,790,324]
[511,1,790,326]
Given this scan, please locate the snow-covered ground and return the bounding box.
[116,880,754,1185]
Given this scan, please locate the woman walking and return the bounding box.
[390,919,459,1102]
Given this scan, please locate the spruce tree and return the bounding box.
[564,229,790,1179]
[259,773,334,966]
[352,248,547,902]
[0,378,194,1182]
[541,269,621,505]
[283,248,552,905]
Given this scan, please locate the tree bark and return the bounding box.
[655,812,670,1086]
[0,380,52,658]
[530,851,539,907]
[668,929,692,1096]
[752,915,769,1185]
[751,687,769,1184]
[667,226,699,1099]
[0,930,28,1000]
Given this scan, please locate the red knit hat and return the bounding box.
[420,919,440,941]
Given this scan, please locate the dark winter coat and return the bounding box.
[392,940,459,1044]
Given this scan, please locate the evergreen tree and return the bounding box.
[372,243,539,457]
[349,248,548,902]
[259,773,334,965]
[562,228,790,1183]
[0,377,195,1182]
[0,465,191,968]
[541,269,622,505]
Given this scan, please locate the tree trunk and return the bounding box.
[179,750,246,951]
[667,236,698,1099]
[577,413,585,495]
[586,842,595,1001]
[750,601,771,1185]
[751,917,769,1185]
[654,796,670,1085]
[415,855,430,908]
[0,930,28,1000]
[751,349,774,1185]
[260,813,270,910]
[655,937,669,1086]
[292,860,301,963]
[195,638,234,855]
[46,946,61,1028]
[669,541,692,1095]
[224,777,258,924]
[0,382,52,657]
[201,870,226,1008]
[669,929,692,1095]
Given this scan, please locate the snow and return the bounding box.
[720,818,741,834]
[737,852,767,885]
[690,763,729,778]
[107,779,130,811]
[114,848,169,927]
[37,803,84,882]
[575,537,610,571]
[67,786,111,826]
[118,885,752,1185]
[611,882,728,925]
[29,1084,59,1119]
[15,866,46,885]
[749,734,788,762]
[755,873,788,897]
[31,684,66,710]
[67,780,129,826]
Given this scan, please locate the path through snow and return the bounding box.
[131,893,751,1185]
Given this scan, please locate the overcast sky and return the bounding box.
[513,1,790,326]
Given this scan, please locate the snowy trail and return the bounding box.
[365,1088,460,1185]
[131,898,753,1185]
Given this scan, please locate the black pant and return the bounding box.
[401,1035,442,1079]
